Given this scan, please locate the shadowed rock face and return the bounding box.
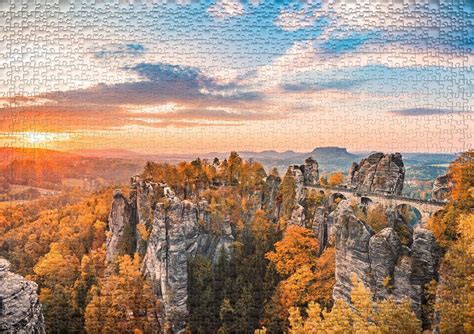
[349,152,405,195]
[332,200,439,325]
[432,174,453,201]
[262,174,281,220]
[0,259,45,334]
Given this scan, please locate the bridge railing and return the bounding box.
[305,184,446,207]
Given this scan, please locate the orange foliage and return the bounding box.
[328,172,344,186]
[266,226,320,276]
[266,226,336,309]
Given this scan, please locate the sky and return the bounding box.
[0,0,473,154]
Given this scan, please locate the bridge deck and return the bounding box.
[305,185,445,208]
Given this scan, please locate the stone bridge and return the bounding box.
[305,185,445,223]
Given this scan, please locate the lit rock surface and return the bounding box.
[332,200,438,325]
[349,152,405,195]
[0,258,45,334]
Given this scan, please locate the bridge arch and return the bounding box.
[361,196,373,206]
[329,192,346,205]
[396,204,422,226]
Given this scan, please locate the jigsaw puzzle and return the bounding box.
[0,1,472,333]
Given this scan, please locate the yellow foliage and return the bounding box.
[84,253,161,333]
[136,223,150,241]
[267,226,335,309]
[288,275,421,334]
[434,213,474,333]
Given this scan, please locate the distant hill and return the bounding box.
[0,147,79,166]
[308,147,358,161]
[0,147,143,190]
[70,148,146,159]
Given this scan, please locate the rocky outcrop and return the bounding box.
[349,152,405,195]
[106,177,235,333]
[289,203,305,226]
[432,174,452,201]
[332,200,438,325]
[303,157,319,186]
[105,189,137,262]
[333,201,374,301]
[0,259,45,334]
[288,165,305,204]
[143,197,201,332]
[312,206,336,255]
[261,174,281,220]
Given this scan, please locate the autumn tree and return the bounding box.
[289,275,421,334]
[366,204,389,233]
[84,254,161,333]
[434,214,474,333]
[428,150,473,246]
[266,226,335,310]
[328,172,345,186]
[33,243,82,332]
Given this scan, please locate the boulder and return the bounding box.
[107,176,235,333]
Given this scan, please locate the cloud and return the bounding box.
[273,1,474,68]
[208,0,245,19]
[389,108,468,116]
[0,101,286,132]
[94,43,146,58]
[41,62,261,107]
[281,79,360,93]
[274,7,320,31]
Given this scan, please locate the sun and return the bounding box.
[21,132,71,145]
[25,132,50,144]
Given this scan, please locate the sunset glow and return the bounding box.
[0,1,472,153]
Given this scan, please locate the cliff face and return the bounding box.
[349,152,405,195]
[332,201,438,325]
[106,177,234,333]
[0,259,45,334]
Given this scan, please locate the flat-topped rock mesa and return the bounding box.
[349,152,405,195]
[0,258,45,334]
[432,174,453,202]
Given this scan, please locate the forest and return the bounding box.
[0,151,472,333]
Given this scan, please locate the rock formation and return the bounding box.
[287,165,305,205]
[349,152,405,195]
[303,157,319,186]
[105,189,137,262]
[432,174,453,201]
[0,258,45,334]
[106,177,235,333]
[332,200,438,324]
[261,173,281,220]
[312,206,336,255]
